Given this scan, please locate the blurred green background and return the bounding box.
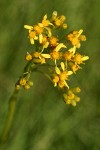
[0,0,100,150]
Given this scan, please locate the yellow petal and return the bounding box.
[43,14,47,20]
[60,62,65,71]
[54,82,57,87]
[52,11,57,17]
[64,81,69,88]
[24,25,33,30]
[55,66,61,74]
[55,43,66,52]
[77,29,83,37]
[44,27,52,37]
[38,23,43,27]
[30,38,34,44]
[71,100,76,106]
[82,56,89,61]
[41,54,50,58]
[39,34,43,43]
[34,36,38,40]
[49,22,54,26]
[67,71,73,75]
[68,46,76,54]
[43,42,49,49]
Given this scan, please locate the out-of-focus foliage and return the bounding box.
[0,0,100,150]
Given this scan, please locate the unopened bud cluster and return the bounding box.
[20,11,89,106]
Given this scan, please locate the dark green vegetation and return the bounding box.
[0,0,100,149]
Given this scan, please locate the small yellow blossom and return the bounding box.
[29,31,36,38]
[63,51,73,61]
[15,84,21,90]
[24,84,30,90]
[71,87,81,93]
[41,14,50,27]
[49,36,58,47]
[51,11,67,28]
[27,81,34,86]
[58,80,65,88]
[63,88,81,106]
[51,11,58,21]
[25,53,32,61]
[62,23,67,29]
[72,53,89,64]
[52,62,73,88]
[39,35,49,50]
[28,30,38,44]
[79,35,86,41]
[32,52,40,58]
[69,62,81,73]
[40,57,46,64]
[67,29,86,48]
[52,75,59,86]
[60,15,66,22]
[34,25,43,34]
[19,78,26,86]
[50,51,61,60]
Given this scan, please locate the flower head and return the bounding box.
[24,11,89,106]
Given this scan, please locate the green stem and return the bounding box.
[0,61,53,147]
[0,89,20,145]
[0,61,38,146]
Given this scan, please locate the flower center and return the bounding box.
[59,71,67,81]
[49,37,58,47]
[50,51,60,60]
[29,31,36,38]
[34,25,43,34]
[42,20,50,27]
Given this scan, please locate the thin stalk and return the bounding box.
[0,60,38,146]
[0,89,20,145]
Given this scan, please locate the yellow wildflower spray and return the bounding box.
[0,11,89,145]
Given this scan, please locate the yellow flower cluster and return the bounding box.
[16,78,33,90]
[23,11,89,106]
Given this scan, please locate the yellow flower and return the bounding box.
[62,23,67,29]
[32,52,40,58]
[50,51,61,60]
[28,30,38,44]
[51,11,58,21]
[25,53,32,61]
[72,53,89,64]
[15,84,21,90]
[54,18,62,27]
[51,11,67,28]
[34,25,43,34]
[38,14,53,28]
[24,84,30,90]
[69,62,81,73]
[53,62,73,88]
[63,89,81,106]
[52,75,59,86]
[49,36,58,47]
[63,51,73,61]
[29,31,36,38]
[24,11,89,106]
[67,29,86,48]
[71,87,81,93]
[39,34,49,50]
[19,78,26,86]
[42,14,50,27]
